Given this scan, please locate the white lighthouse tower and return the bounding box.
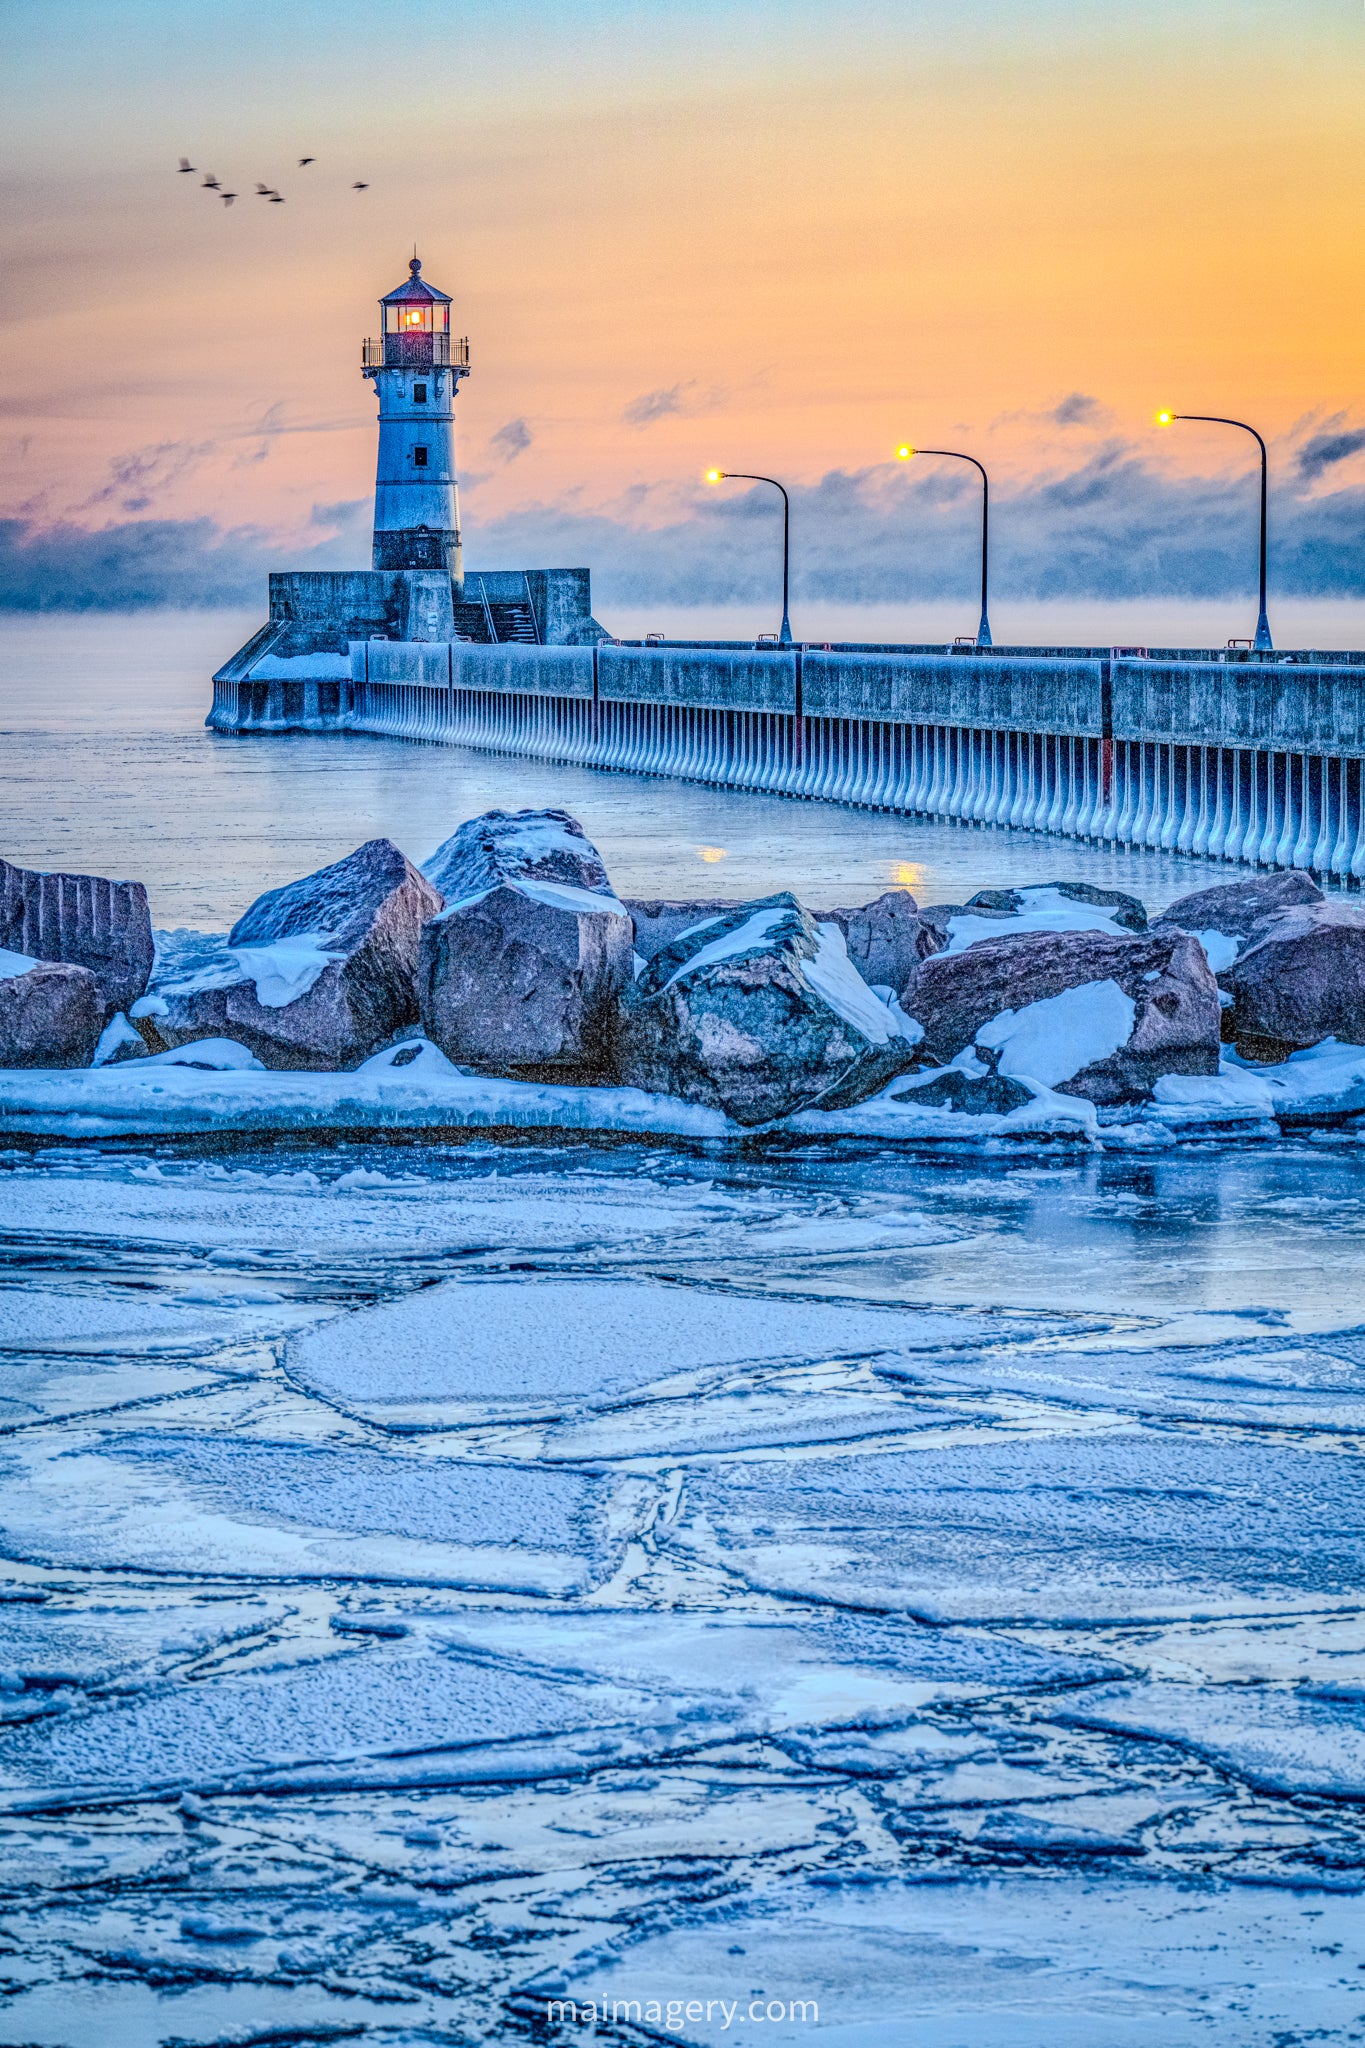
[362,256,470,588]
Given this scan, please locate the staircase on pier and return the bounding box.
[451,576,540,645]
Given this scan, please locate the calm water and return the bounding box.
[3,609,1232,928]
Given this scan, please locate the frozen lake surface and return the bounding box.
[1,614,1363,2041]
[2,1140,1364,2045]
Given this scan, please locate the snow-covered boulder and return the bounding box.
[1227,901,1365,1061]
[1155,868,1321,944]
[1153,869,1324,984]
[902,926,1220,1104]
[0,855,153,1017]
[625,898,743,965]
[135,840,440,1069]
[0,951,103,1069]
[824,888,942,989]
[919,881,1147,961]
[419,808,632,1080]
[616,892,920,1126]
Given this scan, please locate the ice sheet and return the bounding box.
[423,1609,1112,1729]
[0,1283,320,1353]
[0,1638,653,1809]
[1064,1680,1365,1801]
[0,1062,738,1140]
[0,1433,653,1594]
[885,1322,1365,1431]
[5,1139,1365,2038]
[666,1432,1365,1622]
[284,1276,949,1426]
[542,1874,1365,2046]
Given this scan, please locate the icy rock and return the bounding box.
[824,887,942,986]
[1228,899,1365,1061]
[625,898,744,964]
[355,1035,462,1073]
[0,960,103,1070]
[419,809,632,1080]
[976,978,1137,1089]
[91,1011,147,1066]
[144,839,440,1070]
[902,926,1220,1103]
[890,1047,1034,1115]
[139,1037,266,1071]
[0,855,154,1017]
[920,880,1147,960]
[617,893,919,1126]
[1245,1037,1365,1125]
[1153,867,1322,949]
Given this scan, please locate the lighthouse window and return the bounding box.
[413,383,428,404]
[413,445,429,467]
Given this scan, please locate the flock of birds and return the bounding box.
[176,157,369,207]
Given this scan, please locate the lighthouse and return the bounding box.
[211,256,605,706]
[362,256,470,588]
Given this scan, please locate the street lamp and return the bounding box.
[1156,411,1272,651]
[896,445,992,647]
[705,470,792,646]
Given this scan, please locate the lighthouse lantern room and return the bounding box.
[362,256,470,584]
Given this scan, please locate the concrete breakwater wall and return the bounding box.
[208,638,1365,880]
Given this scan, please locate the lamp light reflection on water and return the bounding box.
[697,846,728,864]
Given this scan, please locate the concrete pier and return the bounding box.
[208,636,1365,881]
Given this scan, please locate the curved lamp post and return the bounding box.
[896,444,992,648]
[1156,411,1272,651]
[705,470,792,645]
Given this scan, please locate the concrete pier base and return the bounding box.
[208,636,1365,881]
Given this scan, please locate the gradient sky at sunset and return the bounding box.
[2,0,1362,618]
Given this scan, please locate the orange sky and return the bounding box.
[3,0,1362,557]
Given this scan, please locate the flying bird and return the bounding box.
[268,192,285,203]
[255,183,275,196]
[177,158,195,173]
[202,174,221,190]
[297,156,315,166]
[220,191,237,206]
[352,181,369,190]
